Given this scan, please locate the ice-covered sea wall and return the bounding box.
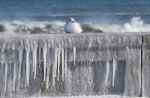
[0,33,148,97]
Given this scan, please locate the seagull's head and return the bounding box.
[69,17,75,23]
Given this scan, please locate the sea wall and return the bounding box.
[0,33,148,97]
[142,36,150,97]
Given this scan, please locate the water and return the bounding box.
[0,0,150,33]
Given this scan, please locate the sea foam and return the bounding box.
[0,17,150,34]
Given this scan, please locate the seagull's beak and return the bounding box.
[72,20,75,23]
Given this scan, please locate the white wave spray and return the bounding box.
[0,17,150,34]
[92,17,150,33]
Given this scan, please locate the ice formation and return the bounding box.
[0,34,129,91]
[0,34,110,92]
[112,59,117,86]
[0,35,63,91]
[105,60,110,86]
[0,34,142,97]
[4,63,8,91]
[30,96,147,98]
[73,46,76,65]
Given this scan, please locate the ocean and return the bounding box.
[0,0,150,33]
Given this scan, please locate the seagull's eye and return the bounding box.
[72,21,75,23]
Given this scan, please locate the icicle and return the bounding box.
[13,63,16,91]
[39,47,41,69]
[64,48,67,79]
[12,43,17,91]
[1,42,6,52]
[57,48,61,81]
[43,43,47,81]
[32,43,38,79]
[46,64,51,89]
[1,43,6,65]
[4,63,8,91]
[53,48,58,86]
[25,41,30,86]
[126,47,131,60]
[105,60,110,86]
[61,48,65,81]
[73,46,76,65]
[18,41,23,81]
[31,43,34,73]
[112,59,117,86]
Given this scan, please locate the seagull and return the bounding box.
[64,17,82,34]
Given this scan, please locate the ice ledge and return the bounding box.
[29,95,148,98]
[0,33,149,97]
[0,33,142,47]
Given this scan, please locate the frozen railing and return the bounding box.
[0,33,147,97]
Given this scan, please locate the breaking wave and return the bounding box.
[96,17,150,33]
[0,17,150,34]
[0,21,65,34]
